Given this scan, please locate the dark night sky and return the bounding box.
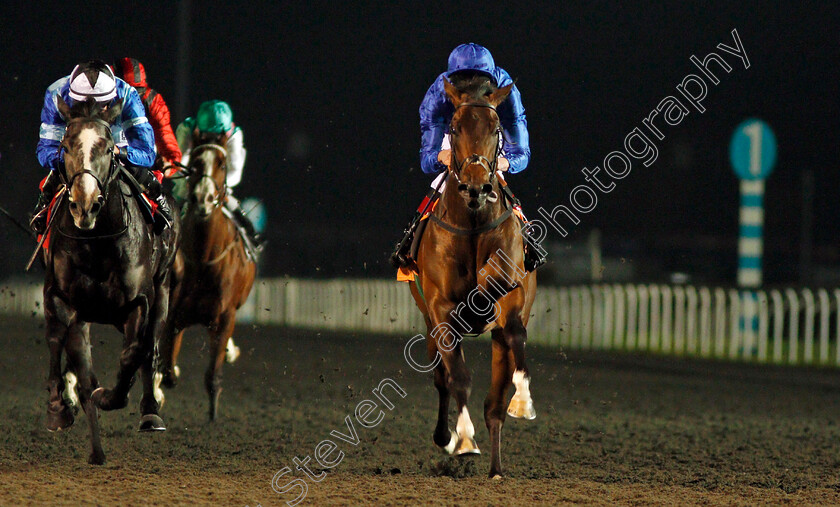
[1,1,838,281]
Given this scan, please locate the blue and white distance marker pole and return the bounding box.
[730,119,777,355]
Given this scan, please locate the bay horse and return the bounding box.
[408,76,537,478]
[159,141,256,421]
[43,96,180,464]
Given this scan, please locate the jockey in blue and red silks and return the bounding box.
[391,43,545,271]
[32,60,173,232]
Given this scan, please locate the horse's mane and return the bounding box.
[448,72,498,101]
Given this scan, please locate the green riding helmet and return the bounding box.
[195,100,234,134]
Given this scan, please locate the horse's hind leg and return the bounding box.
[485,330,513,478]
[206,313,236,421]
[138,279,170,431]
[160,328,184,388]
[92,298,148,411]
[504,316,535,420]
[64,322,106,465]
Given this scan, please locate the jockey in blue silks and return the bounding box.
[32,60,173,232]
[391,43,545,272]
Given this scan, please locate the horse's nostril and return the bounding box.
[482,184,493,194]
[91,202,101,214]
[69,201,78,211]
[458,184,468,192]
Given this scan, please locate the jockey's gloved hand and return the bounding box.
[113,145,129,164]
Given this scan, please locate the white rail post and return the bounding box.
[603,285,615,350]
[559,287,571,347]
[613,285,626,350]
[592,286,604,349]
[757,290,769,362]
[769,290,784,364]
[686,286,698,356]
[728,289,741,360]
[835,289,840,366]
[785,288,800,364]
[570,287,582,349]
[649,285,661,352]
[714,288,727,358]
[699,287,712,357]
[661,286,673,353]
[802,288,815,365]
[673,286,686,355]
[637,285,649,351]
[583,287,594,349]
[818,289,830,365]
[625,285,638,351]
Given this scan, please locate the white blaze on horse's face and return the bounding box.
[192,150,220,218]
[68,126,106,230]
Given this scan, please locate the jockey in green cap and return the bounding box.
[175,100,263,253]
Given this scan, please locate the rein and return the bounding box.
[429,207,512,236]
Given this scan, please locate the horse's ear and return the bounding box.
[56,95,72,119]
[101,100,122,124]
[488,83,513,107]
[443,78,462,106]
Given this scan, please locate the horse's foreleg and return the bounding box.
[485,330,513,478]
[45,315,74,432]
[206,313,235,421]
[92,298,148,411]
[64,322,105,465]
[428,302,479,456]
[428,334,454,451]
[504,316,535,420]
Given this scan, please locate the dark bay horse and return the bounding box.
[43,97,180,464]
[159,142,256,421]
[409,76,537,478]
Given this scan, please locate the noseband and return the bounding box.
[448,102,503,184]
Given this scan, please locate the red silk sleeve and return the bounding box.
[148,93,182,164]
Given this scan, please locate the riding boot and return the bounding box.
[231,207,264,251]
[389,187,440,269]
[523,225,547,272]
[126,163,173,228]
[30,170,61,234]
[389,211,422,269]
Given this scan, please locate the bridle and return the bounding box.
[55,117,129,239]
[448,102,503,185]
[188,143,229,211]
[59,117,118,196]
[429,102,513,236]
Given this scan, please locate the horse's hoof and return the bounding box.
[46,406,75,432]
[91,387,128,411]
[507,397,536,420]
[442,429,458,454]
[88,450,106,466]
[138,414,166,432]
[455,435,481,456]
[225,339,240,364]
